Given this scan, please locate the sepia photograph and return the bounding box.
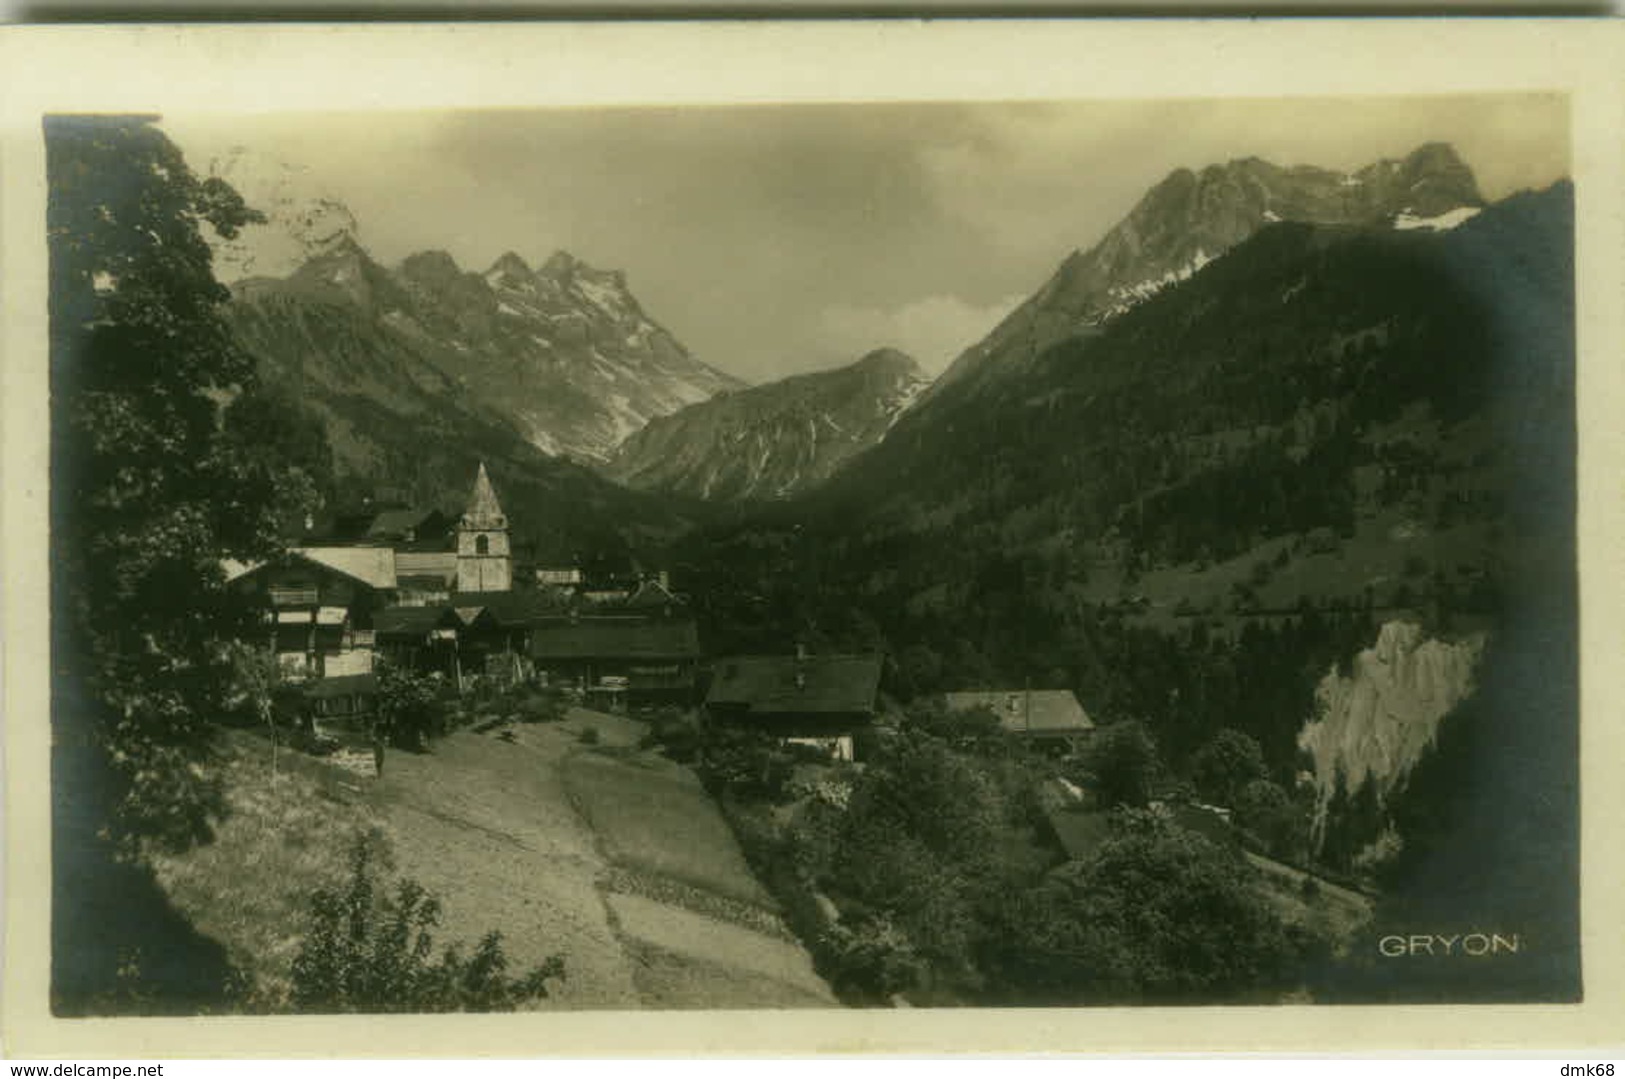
[4,19,1623,1058]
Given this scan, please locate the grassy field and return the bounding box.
[144,706,834,1013]
[145,729,379,1011]
[565,752,775,909]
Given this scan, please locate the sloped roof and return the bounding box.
[221,557,262,583]
[374,605,457,637]
[449,590,569,625]
[462,462,506,528]
[223,546,398,591]
[530,617,700,660]
[1044,807,1114,861]
[366,507,448,541]
[945,689,1094,734]
[295,546,398,590]
[618,579,686,612]
[706,654,883,716]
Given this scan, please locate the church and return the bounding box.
[455,462,513,594]
[230,461,701,719]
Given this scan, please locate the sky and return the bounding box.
[164,95,1569,385]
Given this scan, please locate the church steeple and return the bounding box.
[456,462,512,593]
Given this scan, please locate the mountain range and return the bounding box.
[932,142,1485,400]
[229,234,742,465]
[603,348,930,501]
[224,237,721,561]
[610,143,1488,504]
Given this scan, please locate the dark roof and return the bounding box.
[618,579,686,612]
[944,690,1095,734]
[1044,807,1114,861]
[706,654,883,716]
[303,673,379,698]
[450,590,569,625]
[530,617,700,661]
[374,605,457,637]
[367,507,438,540]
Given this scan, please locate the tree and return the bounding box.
[990,810,1309,1004]
[1079,720,1162,809]
[375,663,442,751]
[221,641,303,775]
[1189,727,1270,807]
[48,115,294,849]
[290,836,564,1013]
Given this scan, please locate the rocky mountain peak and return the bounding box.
[485,251,537,288]
[933,142,1487,396]
[399,249,464,286]
[539,249,581,279]
[853,347,925,378]
[242,230,742,463]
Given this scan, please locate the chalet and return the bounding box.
[529,616,701,708]
[394,550,458,606]
[945,689,1095,753]
[705,652,884,762]
[613,575,686,618]
[365,506,454,547]
[375,604,462,677]
[223,546,398,681]
[535,567,584,591]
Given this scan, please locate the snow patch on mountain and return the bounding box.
[1393,206,1481,231]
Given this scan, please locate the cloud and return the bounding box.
[819,293,1026,374]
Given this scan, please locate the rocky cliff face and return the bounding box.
[1299,621,1485,840]
[229,238,743,463]
[603,348,929,501]
[933,143,1486,398]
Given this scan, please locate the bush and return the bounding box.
[696,726,795,802]
[820,915,924,1002]
[642,710,705,763]
[577,726,600,746]
[290,836,564,1013]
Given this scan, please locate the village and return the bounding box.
[222,463,1101,775]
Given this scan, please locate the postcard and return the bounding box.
[3,18,1623,1058]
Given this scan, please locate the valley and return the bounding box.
[47,111,1579,1015]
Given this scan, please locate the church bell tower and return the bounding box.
[456,462,512,593]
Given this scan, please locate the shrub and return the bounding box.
[696,726,795,802]
[820,915,924,1002]
[577,726,600,746]
[290,837,564,1013]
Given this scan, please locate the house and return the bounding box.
[614,575,686,618]
[224,546,398,681]
[529,616,701,708]
[705,652,884,762]
[535,567,584,591]
[394,550,458,606]
[374,604,462,678]
[944,689,1095,753]
[365,506,454,547]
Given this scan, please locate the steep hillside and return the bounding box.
[603,348,929,501]
[676,180,1572,763]
[230,237,742,464]
[932,142,1484,400]
[401,248,743,459]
